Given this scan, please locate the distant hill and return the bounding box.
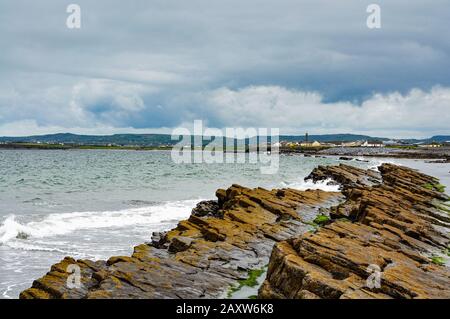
[0,133,174,146]
[400,136,450,144]
[279,134,389,142]
[426,136,450,143]
[0,133,448,146]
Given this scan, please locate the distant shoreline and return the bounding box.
[281,146,450,161]
[1,142,449,161]
[0,142,173,151]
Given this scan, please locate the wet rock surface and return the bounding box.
[191,200,222,218]
[305,163,382,189]
[259,163,450,299]
[20,184,341,299]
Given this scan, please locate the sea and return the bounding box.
[0,149,448,298]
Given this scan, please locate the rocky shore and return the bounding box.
[317,146,450,160]
[280,146,450,160]
[20,164,449,299]
[20,184,341,299]
[259,164,450,299]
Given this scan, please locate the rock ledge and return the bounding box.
[259,164,450,299]
[20,184,340,299]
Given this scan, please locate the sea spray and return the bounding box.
[280,178,340,192]
[0,199,202,245]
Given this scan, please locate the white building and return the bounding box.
[362,140,384,147]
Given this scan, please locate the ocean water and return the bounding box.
[0,149,448,298]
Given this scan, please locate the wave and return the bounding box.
[124,199,159,206]
[367,158,397,171]
[4,240,70,253]
[280,178,340,192]
[0,199,202,244]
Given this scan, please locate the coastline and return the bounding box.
[281,146,450,160]
[2,143,450,161]
[0,143,173,151]
[19,163,450,299]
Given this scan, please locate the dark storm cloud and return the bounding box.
[0,0,449,137]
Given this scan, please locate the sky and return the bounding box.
[0,0,449,138]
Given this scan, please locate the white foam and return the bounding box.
[0,199,201,244]
[4,240,69,253]
[280,178,340,192]
[367,158,397,171]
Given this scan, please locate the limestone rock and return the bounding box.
[191,200,222,218]
[20,183,340,299]
[150,232,168,249]
[259,164,450,299]
[168,236,194,253]
[305,164,381,189]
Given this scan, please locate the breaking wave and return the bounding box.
[280,178,340,192]
[367,159,397,171]
[0,199,201,245]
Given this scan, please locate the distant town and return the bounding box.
[277,132,447,150]
[0,132,449,154]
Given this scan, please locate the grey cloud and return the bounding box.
[0,0,449,136]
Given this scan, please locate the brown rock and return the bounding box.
[168,236,194,253]
[20,184,341,299]
[191,200,222,218]
[305,164,381,189]
[259,164,450,299]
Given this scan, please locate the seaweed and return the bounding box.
[430,256,445,266]
[313,214,330,226]
[227,267,266,298]
[423,183,446,193]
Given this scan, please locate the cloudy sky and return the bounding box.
[0,0,449,138]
